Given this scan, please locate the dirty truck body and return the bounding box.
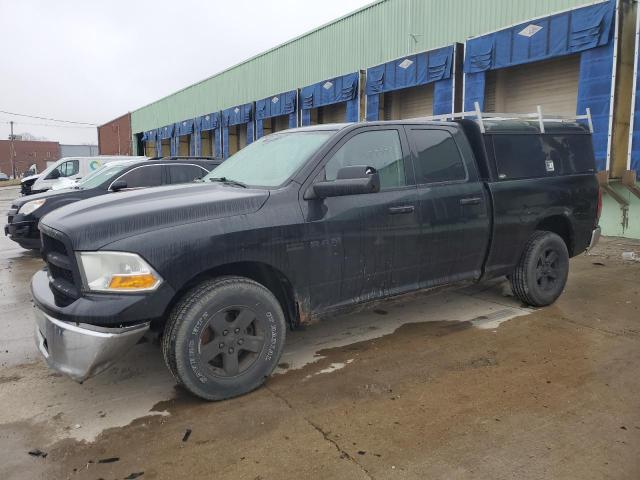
[31,120,600,400]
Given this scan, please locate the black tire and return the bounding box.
[510,231,569,307]
[162,276,286,401]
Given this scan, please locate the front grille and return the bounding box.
[41,230,79,307]
[42,234,67,255]
[49,263,75,284]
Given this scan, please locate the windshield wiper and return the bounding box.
[208,177,247,188]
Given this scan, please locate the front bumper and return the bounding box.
[588,226,601,250]
[31,267,174,382]
[34,308,149,382]
[5,219,40,249]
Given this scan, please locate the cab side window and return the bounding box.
[409,129,466,184]
[118,165,162,188]
[48,160,79,179]
[324,130,406,189]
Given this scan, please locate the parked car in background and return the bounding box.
[6,157,221,250]
[30,119,600,401]
[0,172,9,181]
[20,174,39,195]
[20,156,146,195]
[23,164,38,177]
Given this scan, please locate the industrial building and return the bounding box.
[98,0,640,239]
[0,139,60,176]
[98,113,133,156]
[60,144,99,158]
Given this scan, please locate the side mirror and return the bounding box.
[110,180,128,191]
[309,166,380,199]
[48,169,61,180]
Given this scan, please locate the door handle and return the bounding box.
[459,197,482,206]
[388,205,415,215]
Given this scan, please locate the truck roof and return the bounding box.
[276,118,591,135]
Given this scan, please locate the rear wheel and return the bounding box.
[510,231,569,307]
[162,276,286,401]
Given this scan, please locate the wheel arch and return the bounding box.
[535,214,575,256]
[159,261,300,331]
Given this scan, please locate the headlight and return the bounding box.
[77,252,163,292]
[19,199,46,215]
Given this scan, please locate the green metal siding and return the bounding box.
[131,0,595,134]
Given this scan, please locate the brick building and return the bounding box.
[0,140,60,177]
[97,113,132,155]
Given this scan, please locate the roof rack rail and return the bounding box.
[422,102,593,134]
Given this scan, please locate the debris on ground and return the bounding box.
[27,449,47,458]
[622,252,640,262]
[182,428,192,442]
[98,457,120,463]
[124,472,144,479]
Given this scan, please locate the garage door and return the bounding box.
[319,103,346,124]
[144,142,156,157]
[179,136,190,155]
[263,115,291,136]
[273,115,290,132]
[161,140,171,157]
[201,131,212,156]
[383,83,434,120]
[228,125,248,156]
[485,55,580,116]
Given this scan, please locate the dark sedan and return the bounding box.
[5,157,221,250]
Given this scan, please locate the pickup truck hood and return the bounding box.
[40,183,270,250]
[21,174,39,184]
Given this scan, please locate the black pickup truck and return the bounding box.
[31,119,601,400]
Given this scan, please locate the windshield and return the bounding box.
[78,163,133,189]
[204,131,335,187]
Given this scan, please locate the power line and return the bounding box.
[1,120,96,129]
[0,109,97,126]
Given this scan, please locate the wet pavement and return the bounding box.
[0,184,639,479]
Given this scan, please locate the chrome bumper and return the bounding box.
[34,308,149,382]
[588,226,601,250]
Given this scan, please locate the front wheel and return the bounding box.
[162,276,286,401]
[510,231,569,307]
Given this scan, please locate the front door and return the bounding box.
[300,127,420,312]
[405,127,491,287]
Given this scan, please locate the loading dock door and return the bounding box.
[273,115,290,132]
[262,115,291,136]
[201,131,212,156]
[161,140,171,157]
[144,142,156,157]
[383,84,434,120]
[485,55,580,115]
[179,136,190,155]
[318,103,347,124]
[228,124,248,156]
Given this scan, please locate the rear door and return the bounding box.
[406,126,490,286]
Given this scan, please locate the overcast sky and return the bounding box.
[0,0,372,145]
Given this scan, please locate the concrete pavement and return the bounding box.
[0,184,638,480]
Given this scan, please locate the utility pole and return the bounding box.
[9,121,16,179]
